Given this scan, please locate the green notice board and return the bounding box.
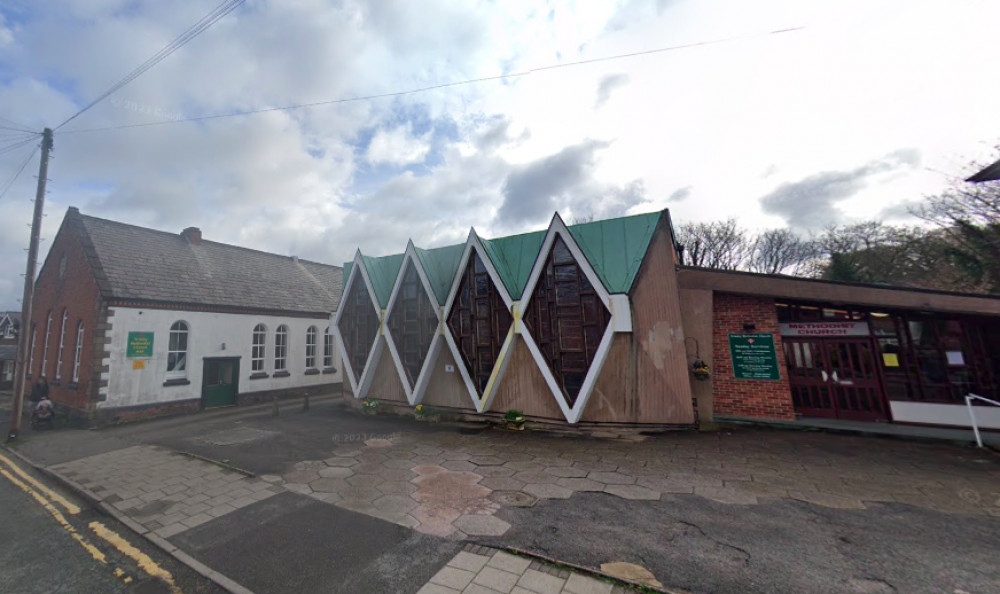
[728,333,780,380]
[126,332,154,358]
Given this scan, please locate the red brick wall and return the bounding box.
[28,213,103,412]
[712,293,796,420]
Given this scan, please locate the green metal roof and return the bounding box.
[362,253,404,307]
[479,231,546,300]
[414,244,465,305]
[341,210,665,306]
[566,211,662,294]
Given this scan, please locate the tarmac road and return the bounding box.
[0,447,224,594]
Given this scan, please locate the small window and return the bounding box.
[305,326,317,369]
[72,321,84,383]
[29,325,36,374]
[167,321,188,378]
[41,312,52,378]
[274,325,288,371]
[252,324,267,371]
[55,310,68,380]
[323,328,334,368]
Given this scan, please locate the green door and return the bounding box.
[202,358,239,408]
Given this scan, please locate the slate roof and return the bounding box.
[68,209,342,315]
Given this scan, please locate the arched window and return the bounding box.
[323,328,335,369]
[167,321,189,379]
[72,321,84,383]
[41,312,53,378]
[56,310,68,381]
[274,325,288,371]
[305,326,317,369]
[252,324,267,372]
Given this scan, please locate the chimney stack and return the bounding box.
[181,227,202,245]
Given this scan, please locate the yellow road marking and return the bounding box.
[0,466,107,565]
[89,521,183,594]
[0,451,81,514]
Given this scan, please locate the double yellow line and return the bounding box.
[0,450,182,594]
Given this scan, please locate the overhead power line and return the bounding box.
[0,142,39,202]
[0,116,34,132]
[61,26,804,135]
[0,136,39,158]
[56,0,247,130]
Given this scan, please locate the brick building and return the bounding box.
[334,209,1000,433]
[25,207,343,424]
[0,311,20,389]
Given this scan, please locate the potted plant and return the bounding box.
[691,359,711,381]
[503,409,526,430]
[361,398,379,414]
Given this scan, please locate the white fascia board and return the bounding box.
[517,212,623,423]
[520,212,612,310]
[333,250,384,399]
[441,228,516,412]
[383,243,445,405]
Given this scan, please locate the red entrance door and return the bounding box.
[783,338,889,422]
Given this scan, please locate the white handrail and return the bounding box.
[966,393,1000,448]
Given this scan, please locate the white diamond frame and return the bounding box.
[333,250,386,400]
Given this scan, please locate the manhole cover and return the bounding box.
[201,427,277,446]
[490,490,538,507]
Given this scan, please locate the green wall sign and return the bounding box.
[728,333,780,380]
[126,331,154,358]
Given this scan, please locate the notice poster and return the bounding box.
[882,353,900,367]
[728,333,781,380]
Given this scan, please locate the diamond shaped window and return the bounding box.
[337,275,380,385]
[523,236,611,405]
[446,252,512,395]
[387,261,438,389]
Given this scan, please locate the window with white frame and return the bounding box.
[167,321,188,379]
[55,310,67,380]
[252,324,267,372]
[29,326,36,375]
[323,328,335,369]
[41,312,52,378]
[72,321,84,383]
[274,325,288,371]
[305,326,317,369]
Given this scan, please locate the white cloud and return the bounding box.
[1,0,1000,307]
[365,124,431,166]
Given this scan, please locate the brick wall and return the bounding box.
[28,211,104,413]
[712,293,796,420]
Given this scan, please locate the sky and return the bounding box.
[1,0,1000,309]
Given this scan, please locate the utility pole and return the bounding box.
[7,128,53,441]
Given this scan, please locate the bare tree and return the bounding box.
[813,222,953,287]
[912,169,1000,293]
[747,229,817,275]
[676,219,752,270]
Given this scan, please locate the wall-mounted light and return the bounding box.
[221,342,226,351]
[743,323,756,332]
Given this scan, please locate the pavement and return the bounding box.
[3,393,1000,594]
[0,445,224,594]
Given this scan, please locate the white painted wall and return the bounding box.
[101,307,340,409]
[890,400,1000,430]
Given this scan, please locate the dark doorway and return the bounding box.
[783,337,889,421]
[202,357,239,408]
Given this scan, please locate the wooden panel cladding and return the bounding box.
[523,235,610,405]
[337,277,380,384]
[368,339,407,403]
[490,339,566,420]
[446,252,512,395]
[422,346,478,411]
[387,261,438,388]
